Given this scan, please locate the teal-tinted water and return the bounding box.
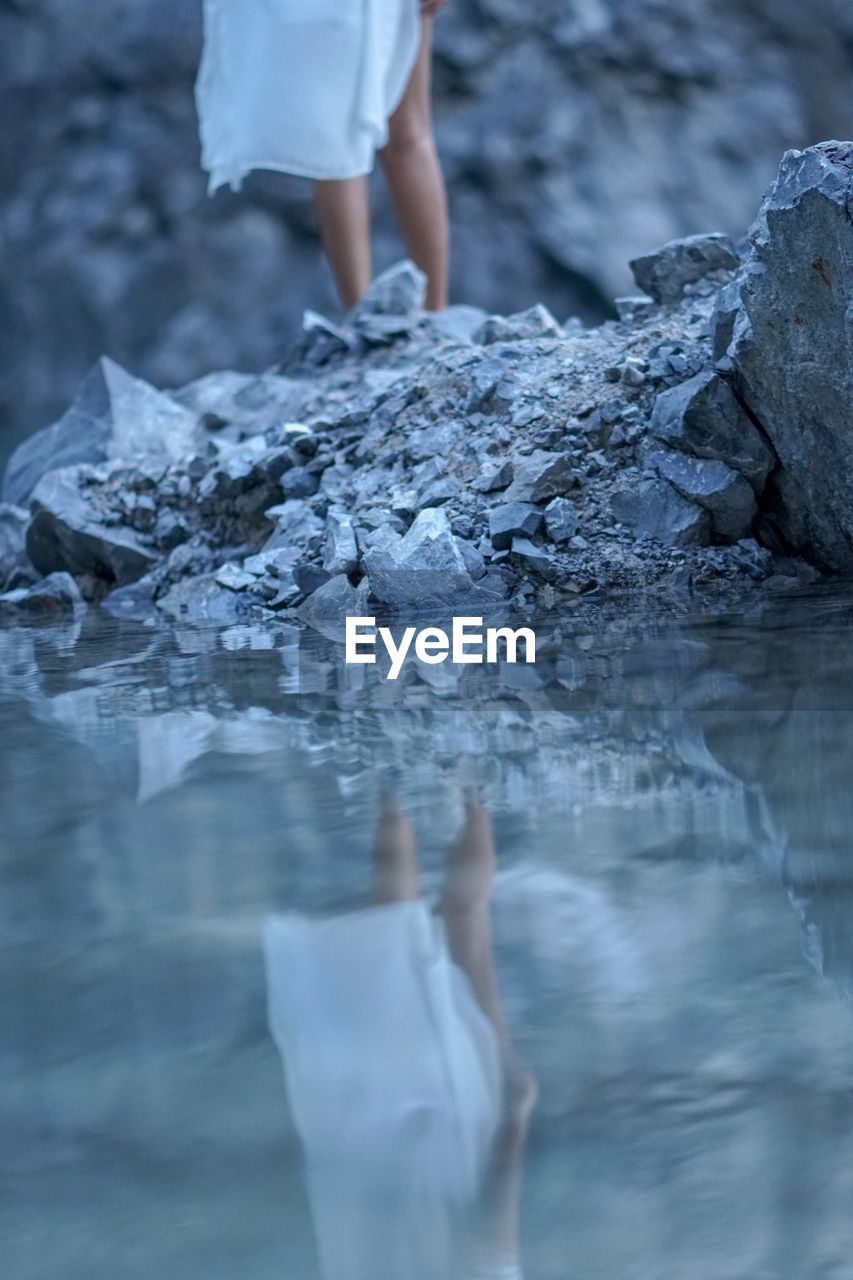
[2,588,853,1280]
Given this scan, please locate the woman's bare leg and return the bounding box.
[379,17,449,310]
[439,799,537,1265]
[371,790,420,903]
[313,175,372,310]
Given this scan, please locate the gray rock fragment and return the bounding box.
[348,260,426,343]
[263,500,323,551]
[243,547,299,578]
[297,574,370,641]
[26,466,158,585]
[646,444,756,541]
[155,508,190,551]
[422,305,489,344]
[473,460,514,493]
[473,304,563,345]
[510,537,557,581]
[0,503,31,589]
[363,507,474,608]
[456,537,487,581]
[323,510,360,576]
[611,478,711,548]
[215,563,260,592]
[504,450,576,503]
[280,466,320,500]
[630,233,740,304]
[277,310,354,373]
[489,502,543,550]
[417,475,461,509]
[543,496,579,544]
[710,278,743,362]
[650,370,775,491]
[729,538,774,581]
[101,574,161,620]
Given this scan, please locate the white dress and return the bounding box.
[196,0,421,192]
[263,901,518,1280]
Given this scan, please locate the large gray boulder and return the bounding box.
[729,142,853,570]
[3,357,199,507]
[26,465,158,585]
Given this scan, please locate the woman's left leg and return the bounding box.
[379,16,449,310]
[313,174,372,310]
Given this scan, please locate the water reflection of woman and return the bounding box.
[264,794,535,1280]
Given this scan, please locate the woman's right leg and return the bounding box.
[379,16,449,310]
[313,175,372,311]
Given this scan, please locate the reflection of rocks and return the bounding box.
[0,570,84,620]
[4,588,853,1278]
[7,581,853,1011]
[9,141,853,624]
[692,595,853,997]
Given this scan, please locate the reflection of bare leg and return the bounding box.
[439,801,537,1267]
[480,1058,538,1261]
[371,790,420,903]
[439,800,508,1046]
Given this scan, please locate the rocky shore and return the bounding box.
[6,0,852,450]
[1,142,851,631]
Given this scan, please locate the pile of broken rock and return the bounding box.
[2,142,851,628]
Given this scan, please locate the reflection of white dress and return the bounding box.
[263,902,506,1280]
[196,0,421,192]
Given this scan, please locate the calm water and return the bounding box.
[2,587,853,1280]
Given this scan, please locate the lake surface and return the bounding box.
[2,586,853,1280]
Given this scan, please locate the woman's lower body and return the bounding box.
[196,2,449,314]
[314,16,449,310]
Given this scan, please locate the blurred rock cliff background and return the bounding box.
[2,0,852,460]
